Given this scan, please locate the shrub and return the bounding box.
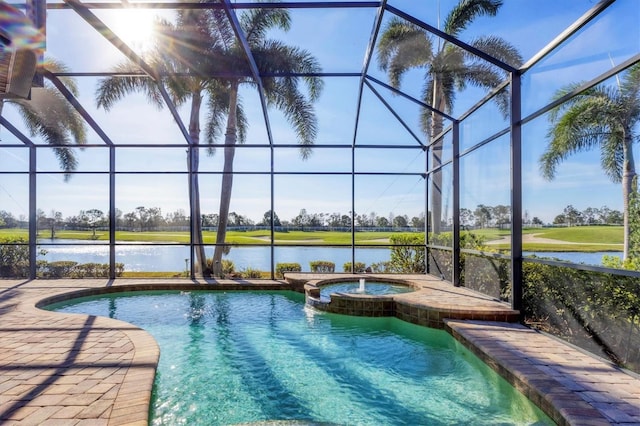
[41,261,78,278]
[389,234,425,273]
[369,261,391,273]
[276,262,301,278]
[0,237,30,278]
[206,258,235,277]
[522,260,640,373]
[343,262,366,273]
[310,260,335,273]
[241,267,262,279]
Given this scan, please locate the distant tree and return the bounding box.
[553,214,566,225]
[393,215,408,228]
[563,205,582,227]
[292,209,311,228]
[166,209,188,227]
[531,217,544,226]
[459,208,475,228]
[474,205,492,228]
[326,213,342,227]
[202,214,218,228]
[0,211,17,228]
[372,216,386,227]
[123,212,136,230]
[81,209,104,238]
[493,204,511,227]
[608,210,624,225]
[410,213,425,229]
[582,207,599,225]
[260,210,281,227]
[47,210,62,239]
[598,206,612,224]
[135,207,149,232]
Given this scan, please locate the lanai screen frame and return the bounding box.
[1,0,639,313]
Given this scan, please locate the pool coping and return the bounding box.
[0,276,638,425]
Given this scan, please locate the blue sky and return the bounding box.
[1,0,639,224]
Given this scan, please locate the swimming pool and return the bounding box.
[47,291,553,425]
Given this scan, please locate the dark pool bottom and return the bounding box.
[48,290,554,426]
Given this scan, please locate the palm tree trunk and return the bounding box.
[189,91,207,276]
[622,131,636,260]
[430,82,445,234]
[213,81,239,277]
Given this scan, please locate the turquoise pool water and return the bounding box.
[48,291,554,425]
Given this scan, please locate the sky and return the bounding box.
[1,0,639,224]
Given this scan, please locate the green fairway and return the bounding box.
[526,226,623,244]
[0,225,624,252]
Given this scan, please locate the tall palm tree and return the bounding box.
[540,64,640,260]
[0,59,86,180]
[377,0,522,233]
[96,4,322,277]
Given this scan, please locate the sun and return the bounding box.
[110,9,157,51]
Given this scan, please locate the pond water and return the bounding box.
[37,239,622,273]
[47,290,554,426]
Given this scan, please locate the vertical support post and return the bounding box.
[187,145,195,279]
[452,122,460,286]
[270,145,275,280]
[510,72,523,312]
[424,145,429,275]
[109,146,116,279]
[26,0,45,87]
[28,146,37,279]
[351,145,356,272]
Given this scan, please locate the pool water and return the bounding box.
[48,291,554,426]
[319,281,414,300]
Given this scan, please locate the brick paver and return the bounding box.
[1,277,639,425]
[446,320,640,426]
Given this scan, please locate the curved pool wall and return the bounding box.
[301,276,519,327]
[304,277,412,318]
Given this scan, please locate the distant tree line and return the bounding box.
[551,205,623,227]
[0,203,626,234]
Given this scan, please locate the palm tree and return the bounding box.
[540,64,640,260]
[96,5,322,277]
[377,0,522,233]
[0,59,86,180]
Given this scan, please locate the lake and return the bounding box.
[37,239,622,273]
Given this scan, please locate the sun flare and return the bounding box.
[111,9,156,51]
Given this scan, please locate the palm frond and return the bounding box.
[204,84,231,148]
[13,87,87,180]
[41,57,80,96]
[267,77,318,159]
[601,132,625,182]
[241,5,291,45]
[255,40,323,101]
[444,0,501,37]
[542,99,614,180]
[377,18,432,87]
[468,35,523,69]
[95,63,164,111]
